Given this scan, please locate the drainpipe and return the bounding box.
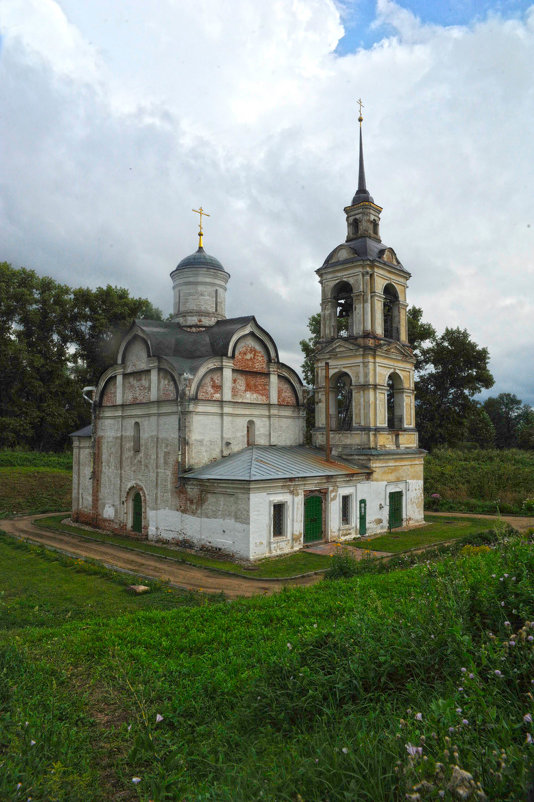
[177,372,192,486]
[82,386,97,478]
[325,362,331,462]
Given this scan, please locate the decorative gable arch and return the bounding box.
[227,318,278,363]
[117,326,152,365]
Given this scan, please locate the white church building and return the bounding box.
[71,122,425,560]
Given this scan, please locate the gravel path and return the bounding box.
[0,514,321,599]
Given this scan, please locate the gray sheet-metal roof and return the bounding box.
[172,246,226,273]
[185,446,369,481]
[70,424,92,437]
[321,236,407,272]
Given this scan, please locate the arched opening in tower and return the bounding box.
[333,281,352,338]
[336,373,353,431]
[387,372,404,430]
[383,283,400,340]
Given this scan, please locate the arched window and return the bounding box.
[387,372,404,430]
[351,219,359,238]
[336,373,353,431]
[333,281,352,338]
[133,421,140,452]
[247,420,255,446]
[372,220,379,235]
[383,283,400,340]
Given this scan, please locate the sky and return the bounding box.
[1,0,534,403]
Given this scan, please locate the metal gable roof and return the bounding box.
[184,446,369,481]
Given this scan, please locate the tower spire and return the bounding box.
[352,100,373,205]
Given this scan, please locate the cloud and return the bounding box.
[1,0,534,403]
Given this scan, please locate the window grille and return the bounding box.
[341,495,352,526]
[272,502,286,537]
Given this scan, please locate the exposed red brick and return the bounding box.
[232,371,269,402]
[278,377,297,406]
[123,371,151,404]
[158,370,177,401]
[197,369,222,400]
[233,343,268,372]
[101,377,117,406]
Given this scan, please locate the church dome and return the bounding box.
[174,246,225,272]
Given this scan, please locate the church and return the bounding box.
[71,115,425,561]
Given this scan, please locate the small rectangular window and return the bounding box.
[341,495,352,526]
[272,502,286,538]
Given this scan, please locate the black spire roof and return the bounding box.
[351,125,374,206]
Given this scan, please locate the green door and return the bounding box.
[304,495,323,543]
[359,499,367,536]
[389,491,403,530]
[132,492,143,534]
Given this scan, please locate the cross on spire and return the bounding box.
[192,205,210,248]
[357,97,364,125]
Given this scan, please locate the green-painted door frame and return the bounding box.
[304,495,323,543]
[132,491,143,534]
[359,499,367,536]
[388,491,403,530]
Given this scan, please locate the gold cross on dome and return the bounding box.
[192,205,210,247]
[357,97,364,124]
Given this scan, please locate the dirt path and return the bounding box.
[0,514,321,599]
[425,510,534,532]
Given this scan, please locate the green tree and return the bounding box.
[70,285,162,387]
[415,328,494,450]
[0,263,162,450]
[406,305,436,371]
[463,404,496,448]
[483,393,534,449]
[299,313,321,387]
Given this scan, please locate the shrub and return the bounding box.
[324,547,362,578]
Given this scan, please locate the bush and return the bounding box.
[0,450,72,469]
[324,547,363,578]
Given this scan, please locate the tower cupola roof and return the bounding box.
[173,246,225,273]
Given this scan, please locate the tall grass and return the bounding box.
[425,447,534,513]
[2,530,534,800]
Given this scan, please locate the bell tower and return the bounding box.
[312,106,423,476]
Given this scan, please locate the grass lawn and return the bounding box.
[353,514,499,553]
[0,533,218,630]
[0,466,71,518]
[1,530,534,800]
[38,515,332,578]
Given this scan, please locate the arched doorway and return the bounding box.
[132,491,143,534]
[304,495,323,544]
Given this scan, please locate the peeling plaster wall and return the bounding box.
[186,401,304,469]
[148,485,251,559]
[72,437,93,517]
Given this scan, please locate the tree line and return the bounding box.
[2,262,532,453]
[0,262,162,451]
[300,306,534,451]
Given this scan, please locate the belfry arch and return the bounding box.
[383,283,400,340]
[332,281,353,338]
[327,371,353,431]
[387,371,404,430]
